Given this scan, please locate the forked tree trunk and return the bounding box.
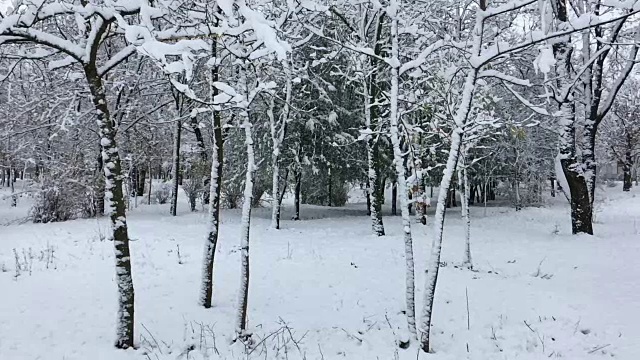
[420,8,483,347]
[553,0,593,235]
[85,65,135,349]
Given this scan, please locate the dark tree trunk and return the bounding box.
[85,65,134,349]
[623,134,633,192]
[328,168,332,207]
[469,184,476,205]
[170,120,182,216]
[550,177,556,197]
[623,156,632,192]
[446,187,457,208]
[564,167,594,234]
[366,182,372,216]
[147,163,153,205]
[10,167,17,207]
[365,15,386,235]
[293,170,301,220]
[191,116,210,205]
[391,181,397,215]
[137,168,146,197]
[274,168,289,229]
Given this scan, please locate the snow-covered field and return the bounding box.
[1,185,639,359]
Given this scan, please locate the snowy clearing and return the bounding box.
[1,186,638,360]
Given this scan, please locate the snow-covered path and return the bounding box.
[0,187,638,359]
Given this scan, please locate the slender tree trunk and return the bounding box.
[236,112,255,337]
[389,5,416,338]
[199,112,224,307]
[364,15,386,236]
[623,135,632,191]
[391,181,397,216]
[85,65,134,349]
[421,8,483,347]
[271,153,282,228]
[366,181,372,216]
[367,141,385,234]
[550,177,556,197]
[327,167,332,207]
[271,61,292,229]
[459,153,472,269]
[10,167,17,207]
[275,169,288,229]
[190,112,210,204]
[170,120,182,216]
[147,163,152,205]
[293,170,301,220]
[96,151,105,216]
[200,34,224,307]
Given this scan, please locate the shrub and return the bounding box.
[154,182,172,204]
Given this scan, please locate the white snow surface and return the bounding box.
[1,184,639,359]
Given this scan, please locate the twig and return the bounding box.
[588,344,610,354]
[340,328,363,343]
[466,287,470,330]
[523,320,545,354]
[141,323,163,354]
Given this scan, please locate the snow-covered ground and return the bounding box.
[1,184,639,359]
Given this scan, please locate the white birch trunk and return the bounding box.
[419,6,484,352]
[270,60,292,229]
[388,0,416,338]
[459,149,472,269]
[236,111,255,337]
[200,130,222,307]
[200,37,224,308]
